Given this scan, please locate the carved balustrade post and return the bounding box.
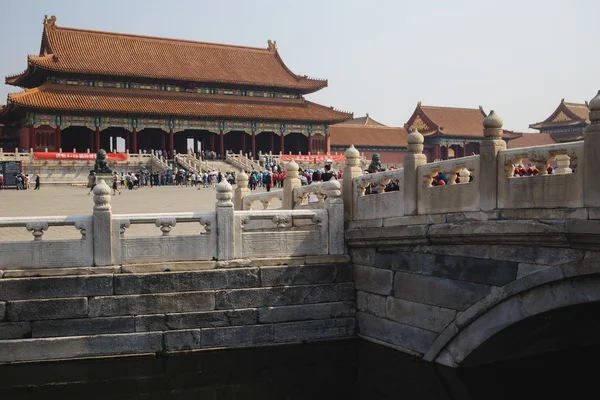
[282,159,301,210]
[479,110,506,211]
[234,171,251,210]
[325,178,344,255]
[92,179,114,266]
[403,129,427,215]
[216,180,234,260]
[342,145,362,222]
[584,91,600,207]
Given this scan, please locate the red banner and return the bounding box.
[280,155,345,162]
[33,152,128,161]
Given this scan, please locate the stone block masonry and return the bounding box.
[0,258,354,364]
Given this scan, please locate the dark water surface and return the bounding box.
[0,339,595,399]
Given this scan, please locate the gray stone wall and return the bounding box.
[347,215,600,367]
[0,257,355,363]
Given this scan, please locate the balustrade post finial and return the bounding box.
[215,180,234,260]
[283,159,301,210]
[403,130,427,215]
[480,110,506,211]
[325,177,344,255]
[234,171,250,210]
[93,179,112,212]
[92,179,114,266]
[584,90,600,206]
[343,145,363,222]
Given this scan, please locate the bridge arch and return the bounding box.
[426,262,600,367]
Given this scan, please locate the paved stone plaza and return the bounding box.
[0,183,277,241]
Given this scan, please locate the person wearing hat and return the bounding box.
[112,172,121,195]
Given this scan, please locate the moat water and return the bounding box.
[0,339,595,399]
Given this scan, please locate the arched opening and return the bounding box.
[137,128,166,153]
[284,132,308,155]
[255,131,274,156]
[174,129,217,155]
[61,126,93,152]
[101,127,129,152]
[225,131,249,155]
[434,273,600,368]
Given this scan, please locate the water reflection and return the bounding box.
[0,339,597,399]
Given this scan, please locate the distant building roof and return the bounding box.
[3,83,351,122]
[405,102,520,140]
[330,124,407,148]
[507,133,557,149]
[530,99,590,130]
[338,114,386,126]
[6,15,327,93]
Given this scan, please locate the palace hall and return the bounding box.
[529,99,590,143]
[404,103,521,161]
[0,16,352,158]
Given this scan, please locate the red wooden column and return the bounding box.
[169,128,174,158]
[307,133,312,153]
[325,134,330,154]
[95,127,101,152]
[280,132,285,154]
[131,128,138,153]
[251,131,256,159]
[56,126,62,151]
[29,126,36,151]
[242,132,246,155]
[161,130,166,151]
[219,130,225,160]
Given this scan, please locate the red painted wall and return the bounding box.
[360,150,406,168]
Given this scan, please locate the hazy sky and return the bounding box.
[1,0,598,132]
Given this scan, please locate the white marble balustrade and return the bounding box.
[353,169,404,220]
[234,209,330,258]
[0,215,93,268]
[113,212,217,264]
[417,155,480,215]
[497,141,584,209]
[242,190,284,210]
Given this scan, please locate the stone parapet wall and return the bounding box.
[347,213,600,367]
[0,256,355,364]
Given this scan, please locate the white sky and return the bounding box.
[1,0,598,132]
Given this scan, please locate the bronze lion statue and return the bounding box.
[94,149,112,173]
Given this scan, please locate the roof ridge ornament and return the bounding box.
[267,40,277,52]
[44,15,57,28]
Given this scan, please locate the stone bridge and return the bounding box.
[1,91,600,367]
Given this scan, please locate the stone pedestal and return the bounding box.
[88,173,113,188]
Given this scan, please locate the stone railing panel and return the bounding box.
[234,210,329,259]
[113,212,216,264]
[242,190,283,210]
[417,155,480,214]
[497,141,584,209]
[293,182,328,209]
[353,169,404,220]
[0,215,93,269]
